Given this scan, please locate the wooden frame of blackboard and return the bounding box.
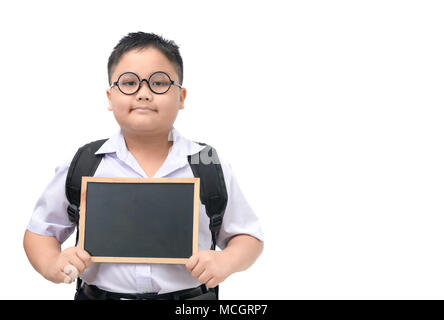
[78,176,200,264]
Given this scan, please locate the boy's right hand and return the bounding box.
[44,247,91,284]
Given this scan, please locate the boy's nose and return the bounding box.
[136,79,153,100]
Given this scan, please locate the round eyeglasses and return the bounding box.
[110,71,182,95]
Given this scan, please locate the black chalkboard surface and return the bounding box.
[78,177,200,264]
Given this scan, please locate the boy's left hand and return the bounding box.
[186,250,233,288]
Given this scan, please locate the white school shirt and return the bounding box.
[27,126,264,294]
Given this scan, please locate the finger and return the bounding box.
[198,271,212,285]
[191,264,205,279]
[186,255,199,271]
[58,270,73,284]
[63,275,73,284]
[75,250,92,268]
[67,255,86,274]
[63,265,79,281]
[63,264,79,281]
[206,278,218,289]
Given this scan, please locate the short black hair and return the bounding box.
[107,31,183,85]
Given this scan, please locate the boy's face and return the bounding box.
[106,47,186,137]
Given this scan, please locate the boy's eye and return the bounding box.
[122,81,137,86]
[152,81,169,87]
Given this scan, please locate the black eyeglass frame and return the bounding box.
[110,71,182,95]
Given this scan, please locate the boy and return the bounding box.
[23,32,264,300]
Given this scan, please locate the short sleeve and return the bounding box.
[216,157,264,250]
[26,160,75,243]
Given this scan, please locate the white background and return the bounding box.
[1,0,443,299]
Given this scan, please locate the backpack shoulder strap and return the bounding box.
[188,142,228,299]
[65,139,108,226]
[187,143,228,251]
[65,138,107,295]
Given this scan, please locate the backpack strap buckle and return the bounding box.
[67,203,80,224]
[209,214,223,232]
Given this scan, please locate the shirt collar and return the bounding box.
[94,126,206,177]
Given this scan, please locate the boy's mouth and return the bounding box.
[131,106,157,113]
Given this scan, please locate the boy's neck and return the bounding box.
[122,128,173,158]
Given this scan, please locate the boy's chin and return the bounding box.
[121,123,170,135]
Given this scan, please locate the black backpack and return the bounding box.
[65,138,228,298]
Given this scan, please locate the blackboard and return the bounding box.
[78,177,200,264]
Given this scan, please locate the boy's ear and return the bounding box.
[106,89,112,111]
[179,87,187,110]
